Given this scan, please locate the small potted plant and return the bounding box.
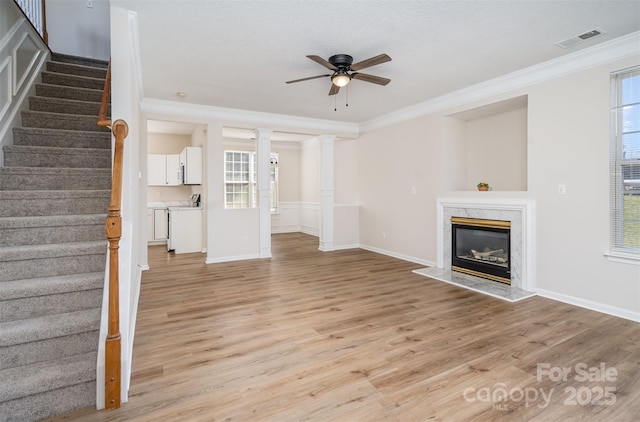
[477,182,490,191]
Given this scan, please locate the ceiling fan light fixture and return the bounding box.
[331,72,351,87]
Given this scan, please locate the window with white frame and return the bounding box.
[610,66,640,256]
[224,151,278,212]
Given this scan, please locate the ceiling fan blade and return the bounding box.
[351,72,391,86]
[307,55,338,71]
[285,74,331,84]
[328,84,340,96]
[350,53,391,71]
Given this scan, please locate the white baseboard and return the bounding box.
[272,225,301,234]
[359,243,436,267]
[333,243,360,251]
[301,227,319,237]
[206,253,260,264]
[536,288,640,323]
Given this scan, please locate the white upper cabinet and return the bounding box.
[148,154,181,186]
[180,147,202,185]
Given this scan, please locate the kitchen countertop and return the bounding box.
[148,201,191,208]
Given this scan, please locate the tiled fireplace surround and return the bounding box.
[415,197,536,301]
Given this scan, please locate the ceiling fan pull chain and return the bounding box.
[334,94,337,112]
[346,85,349,107]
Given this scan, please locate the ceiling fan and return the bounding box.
[286,53,391,95]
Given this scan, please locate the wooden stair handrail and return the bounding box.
[100,58,125,410]
[104,119,127,410]
[98,61,111,128]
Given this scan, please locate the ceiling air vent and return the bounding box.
[555,28,606,49]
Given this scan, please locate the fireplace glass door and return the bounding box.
[451,217,511,284]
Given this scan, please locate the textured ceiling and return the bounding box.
[113,0,640,126]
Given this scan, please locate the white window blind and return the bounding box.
[610,66,640,256]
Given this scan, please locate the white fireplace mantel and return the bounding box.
[436,197,536,291]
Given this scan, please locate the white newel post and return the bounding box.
[319,135,335,251]
[255,128,272,258]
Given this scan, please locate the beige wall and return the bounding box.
[464,107,528,191]
[356,54,640,316]
[300,138,320,203]
[148,132,190,154]
[334,138,359,204]
[272,143,301,203]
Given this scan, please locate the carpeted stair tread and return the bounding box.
[46,61,107,79]
[0,214,106,247]
[0,166,112,190]
[12,127,111,149]
[20,110,111,132]
[51,52,108,68]
[0,190,110,217]
[0,309,101,348]
[0,214,105,230]
[35,83,103,103]
[41,71,105,91]
[3,145,111,169]
[0,272,104,301]
[28,96,109,117]
[0,52,109,420]
[0,241,105,263]
[0,351,97,402]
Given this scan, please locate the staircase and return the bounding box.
[0,53,111,421]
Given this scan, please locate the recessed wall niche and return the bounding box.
[444,95,528,192]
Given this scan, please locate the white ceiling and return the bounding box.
[115,0,640,129]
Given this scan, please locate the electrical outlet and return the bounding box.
[411,186,416,194]
[86,0,93,8]
[558,184,566,195]
[382,231,386,239]
[243,236,248,244]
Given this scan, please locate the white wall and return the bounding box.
[47,0,110,60]
[0,1,48,163]
[96,5,144,408]
[357,54,640,320]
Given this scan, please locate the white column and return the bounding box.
[318,134,335,251]
[255,128,272,258]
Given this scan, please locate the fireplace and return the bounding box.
[451,217,511,284]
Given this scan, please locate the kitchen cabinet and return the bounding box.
[147,208,153,242]
[147,208,169,243]
[153,208,169,240]
[179,147,202,185]
[148,154,181,186]
[168,207,203,253]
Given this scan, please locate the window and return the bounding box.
[224,151,278,212]
[610,66,640,257]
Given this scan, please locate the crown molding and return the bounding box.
[360,31,640,133]
[140,98,360,139]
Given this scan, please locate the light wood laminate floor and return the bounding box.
[49,233,640,421]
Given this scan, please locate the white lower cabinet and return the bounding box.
[148,208,169,243]
[153,208,169,240]
[168,207,203,253]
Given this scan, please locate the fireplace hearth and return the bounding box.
[451,217,511,284]
[414,198,536,302]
